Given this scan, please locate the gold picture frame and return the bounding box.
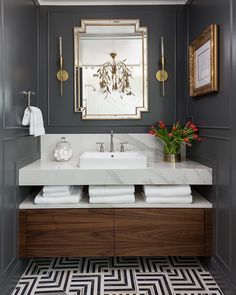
[189,24,218,97]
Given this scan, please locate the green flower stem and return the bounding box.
[164,142,181,155]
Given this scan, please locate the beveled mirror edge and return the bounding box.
[74,19,148,120]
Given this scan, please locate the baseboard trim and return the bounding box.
[0,259,29,295]
[203,257,236,295]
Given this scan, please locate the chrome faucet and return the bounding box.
[110,130,114,152]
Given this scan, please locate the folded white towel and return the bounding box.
[43,185,72,194]
[89,185,135,197]
[34,186,83,204]
[89,195,135,204]
[144,194,193,204]
[143,185,191,197]
[35,195,81,204]
[43,191,72,198]
[22,106,45,137]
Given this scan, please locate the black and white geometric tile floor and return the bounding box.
[12,257,224,295]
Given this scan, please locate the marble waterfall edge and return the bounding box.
[19,134,212,186]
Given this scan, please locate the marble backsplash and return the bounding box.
[41,134,186,161]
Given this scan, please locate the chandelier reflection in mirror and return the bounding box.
[98,52,134,99]
[74,19,148,120]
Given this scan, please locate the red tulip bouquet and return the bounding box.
[149,121,202,162]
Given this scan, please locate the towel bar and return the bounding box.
[20,90,36,111]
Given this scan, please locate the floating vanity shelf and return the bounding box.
[19,192,212,258]
[18,158,213,185]
[20,191,212,209]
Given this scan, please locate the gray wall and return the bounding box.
[0,0,40,294]
[187,0,236,293]
[40,5,187,133]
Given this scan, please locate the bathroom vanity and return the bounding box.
[18,134,213,258]
[19,192,212,258]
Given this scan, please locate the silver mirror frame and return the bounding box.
[74,19,148,120]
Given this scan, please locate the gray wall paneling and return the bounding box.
[39,5,187,133]
[0,0,40,294]
[187,0,236,293]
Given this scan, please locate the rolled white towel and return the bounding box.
[144,194,193,204]
[89,185,135,197]
[43,185,72,194]
[89,195,135,204]
[34,186,83,204]
[143,185,191,197]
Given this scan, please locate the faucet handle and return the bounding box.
[96,142,105,152]
[119,142,128,152]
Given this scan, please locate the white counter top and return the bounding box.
[18,157,213,185]
[19,191,212,209]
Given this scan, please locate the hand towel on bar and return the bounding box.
[34,186,83,205]
[89,185,135,197]
[89,195,135,204]
[43,185,72,194]
[143,185,191,197]
[22,106,45,137]
[144,194,193,204]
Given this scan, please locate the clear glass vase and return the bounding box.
[163,142,181,163]
[53,137,73,162]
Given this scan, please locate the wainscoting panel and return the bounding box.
[2,0,38,130]
[40,5,187,133]
[189,135,232,268]
[2,137,39,272]
[187,0,232,129]
[187,0,236,292]
[0,0,40,294]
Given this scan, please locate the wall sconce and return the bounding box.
[156,36,168,96]
[56,36,69,96]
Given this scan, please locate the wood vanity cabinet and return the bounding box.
[20,209,114,257]
[19,208,212,257]
[114,208,207,256]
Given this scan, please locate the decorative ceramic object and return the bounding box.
[53,137,73,162]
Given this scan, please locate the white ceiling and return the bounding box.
[38,0,188,6]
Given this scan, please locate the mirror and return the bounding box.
[74,19,148,120]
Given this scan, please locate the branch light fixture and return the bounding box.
[156,36,168,96]
[97,52,134,99]
[56,36,69,96]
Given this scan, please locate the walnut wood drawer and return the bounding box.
[114,208,205,256]
[27,208,113,224]
[25,209,114,257]
[19,207,212,258]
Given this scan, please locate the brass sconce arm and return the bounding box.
[156,36,168,96]
[56,36,69,96]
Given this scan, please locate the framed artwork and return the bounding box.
[189,24,218,97]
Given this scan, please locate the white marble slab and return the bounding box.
[19,156,212,185]
[41,133,186,162]
[19,191,212,209]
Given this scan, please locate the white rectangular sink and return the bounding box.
[79,151,147,169]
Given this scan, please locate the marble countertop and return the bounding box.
[19,191,212,209]
[18,157,213,185]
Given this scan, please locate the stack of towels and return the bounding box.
[143,185,192,204]
[89,185,135,204]
[34,185,84,205]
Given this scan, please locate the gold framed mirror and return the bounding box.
[74,19,148,120]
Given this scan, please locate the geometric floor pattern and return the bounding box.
[12,257,224,295]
